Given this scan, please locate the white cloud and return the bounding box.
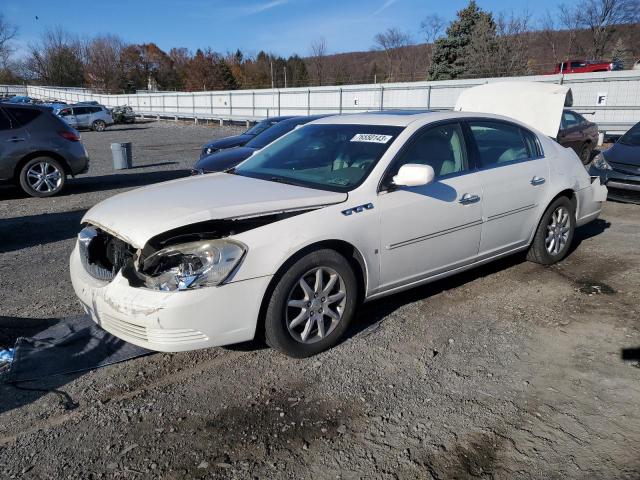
[374,0,398,15]
[245,0,289,15]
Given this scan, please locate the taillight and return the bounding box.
[59,131,81,141]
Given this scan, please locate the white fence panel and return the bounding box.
[20,70,640,133]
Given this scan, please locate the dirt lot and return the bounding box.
[1,121,639,479]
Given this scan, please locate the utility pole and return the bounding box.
[270,61,274,89]
[284,67,287,89]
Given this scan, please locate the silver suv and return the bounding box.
[0,103,90,197]
[58,104,114,132]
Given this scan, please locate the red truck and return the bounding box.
[553,59,624,74]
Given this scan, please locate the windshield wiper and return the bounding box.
[269,176,297,186]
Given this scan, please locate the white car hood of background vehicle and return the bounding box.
[82,173,348,248]
[454,81,573,138]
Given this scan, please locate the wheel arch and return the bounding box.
[254,239,368,341]
[13,151,72,181]
[529,188,577,246]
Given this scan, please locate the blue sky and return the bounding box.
[4,0,564,58]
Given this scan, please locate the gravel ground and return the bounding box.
[1,121,639,479]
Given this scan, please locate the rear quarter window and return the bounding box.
[4,107,42,127]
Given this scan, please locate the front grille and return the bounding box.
[101,314,208,345]
[607,187,640,203]
[610,162,640,176]
[79,226,135,281]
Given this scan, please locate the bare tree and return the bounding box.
[574,0,640,58]
[0,13,18,68]
[495,11,532,76]
[26,28,84,86]
[539,12,563,64]
[420,14,446,43]
[84,35,125,93]
[309,37,327,86]
[373,27,413,82]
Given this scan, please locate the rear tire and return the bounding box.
[18,157,67,197]
[92,120,106,132]
[527,196,575,265]
[264,249,358,358]
[579,142,593,165]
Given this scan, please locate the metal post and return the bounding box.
[307,89,311,116]
[252,91,255,117]
[379,85,384,111]
[229,91,233,117]
[426,85,431,109]
[277,90,281,116]
[339,88,343,114]
[210,92,214,114]
[192,93,195,115]
[176,94,179,114]
[162,94,165,113]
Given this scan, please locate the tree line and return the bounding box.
[0,0,638,93]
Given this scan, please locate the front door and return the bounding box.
[59,108,77,128]
[466,120,550,257]
[378,122,483,292]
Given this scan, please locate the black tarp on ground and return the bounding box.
[2,315,150,383]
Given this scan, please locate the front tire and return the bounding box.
[527,196,575,265]
[92,120,106,132]
[579,142,593,165]
[264,249,358,358]
[18,157,67,197]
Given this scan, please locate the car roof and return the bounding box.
[0,102,49,111]
[264,115,295,122]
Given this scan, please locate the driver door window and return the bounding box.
[391,123,468,179]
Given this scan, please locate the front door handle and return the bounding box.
[531,176,546,186]
[6,137,26,143]
[459,193,481,205]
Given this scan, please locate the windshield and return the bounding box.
[245,119,307,149]
[245,119,278,136]
[235,124,404,192]
[619,123,640,146]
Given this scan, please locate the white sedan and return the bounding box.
[70,86,606,357]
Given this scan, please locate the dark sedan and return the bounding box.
[193,115,328,174]
[557,110,599,164]
[589,121,640,203]
[200,116,294,158]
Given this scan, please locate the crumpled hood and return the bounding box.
[83,173,348,248]
[604,142,640,167]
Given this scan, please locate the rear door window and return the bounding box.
[74,107,90,115]
[468,121,532,167]
[4,107,42,127]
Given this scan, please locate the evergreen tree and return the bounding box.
[286,55,309,87]
[428,0,493,80]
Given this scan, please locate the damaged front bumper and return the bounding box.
[575,176,607,227]
[70,244,272,352]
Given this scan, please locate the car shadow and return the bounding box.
[127,161,179,169]
[66,169,191,195]
[0,209,87,253]
[569,218,610,254]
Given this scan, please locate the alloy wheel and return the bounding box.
[285,267,347,344]
[26,161,62,194]
[545,206,570,255]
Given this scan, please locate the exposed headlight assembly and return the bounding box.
[592,152,612,171]
[140,239,246,291]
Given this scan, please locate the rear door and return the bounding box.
[73,106,90,128]
[0,108,16,180]
[466,120,549,258]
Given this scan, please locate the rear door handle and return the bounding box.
[459,193,481,205]
[531,176,546,186]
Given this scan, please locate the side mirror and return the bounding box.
[392,164,435,188]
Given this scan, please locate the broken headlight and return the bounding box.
[592,153,612,171]
[140,239,246,291]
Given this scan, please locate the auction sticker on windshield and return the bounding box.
[350,133,393,143]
